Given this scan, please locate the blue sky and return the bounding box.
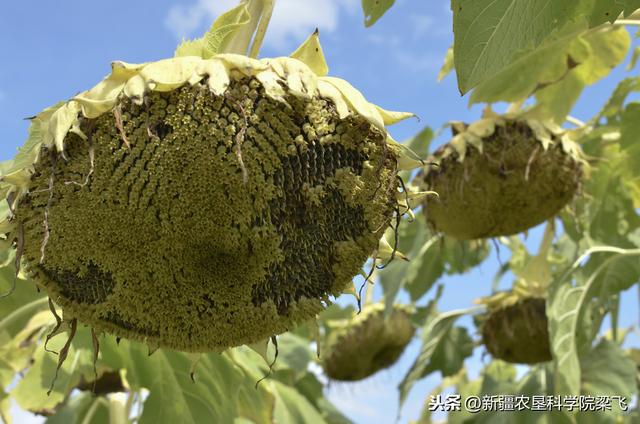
[1,1,638,423]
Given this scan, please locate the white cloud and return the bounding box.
[166,0,358,50]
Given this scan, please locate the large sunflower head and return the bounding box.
[0,29,420,352]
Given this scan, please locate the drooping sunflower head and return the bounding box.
[477,290,552,365]
[0,50,419,352]
[321,303,415,381]
[420,115,585,240]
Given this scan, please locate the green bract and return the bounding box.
[321,303,414,381]
[0,53,417,352]
[420,116,585,240]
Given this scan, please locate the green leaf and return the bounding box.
[479,360,518,395]
[592,254,640,298]
[404,237,445,302]
[547,247,640,398]
[451,0,637,94]
[469,31,584,105]
[290,29,329,76]
[469,25,629,124]
[44,392,95,424]
[272,380,327,424]
[589,0,640,26]
[174,3,251,58]
[420,326,474,378]
[579,340,637,421]
[619,103,640,206]
[100,338,249,424]
[452,0,583,94]
[534,27,630,122]
[361,0,396,27]
[566,140,640,245]
[447,374,482,424]
[404,126,434,160]
[581,340,636,398]
[378,214,429,310]
[619,102,640,158]
[442,238,490,275]
[10,331,94,413]
[273,333,313,377]
[294,373,352,424]
[398,306,479,407]
[0,265,47,338]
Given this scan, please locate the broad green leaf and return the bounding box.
[273,333,313,377]
[441,238,490,275]
[174,3,251,58]
[272,380,327,424]
[294,373,352,424]
[44,392,96,424]
[0,265,46,338]
[382,215,489,304]
[0,310,57,390]
[565,139,640,246]
[452,0,582,94]
[403,125,434,160]
[378,212,430,311]
[451,0,638,94]
[100,337,250,424]
[451,362,520,424]
[619,102,640,163]
[591,254,640,298]
[579,340,637,422]
[547,247,640,398]
[534,71,590,123]
[618,103,640,206]
[469,31,585,105]
[469,25,629,124]
[404,237,445,302]
[447,375,482,424]
[479,360,518,394]
[420,326,474,378]
[290,29,329,76]
[361,0,396,27]
[589,0,640,26]
[398,306,479,407]
[11,332,94,413]
[534,26,630,122]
